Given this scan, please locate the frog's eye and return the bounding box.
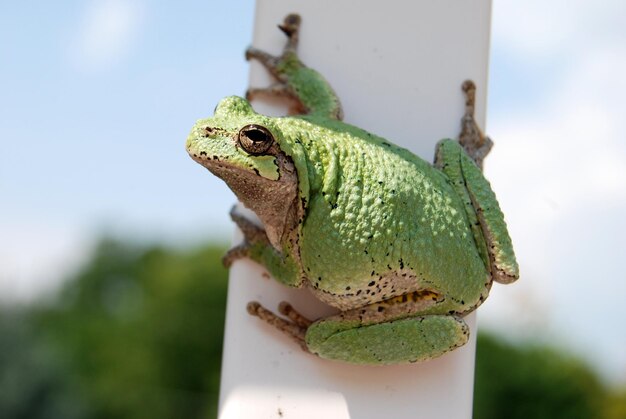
[238,124,274,155]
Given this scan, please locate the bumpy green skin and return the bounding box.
[186,19,518,364]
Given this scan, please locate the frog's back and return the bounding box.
[282,117,489,312]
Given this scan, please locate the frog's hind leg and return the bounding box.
[305,314,470,365]
[458,80,493,169]
[247,300,312,351]
[244,13,300,76]
[245,14,344,120]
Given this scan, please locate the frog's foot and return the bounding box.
[458,80,493,170]
[277,13,301,53]
[247,300,311,351]
[245,47,282,82]
[245,83,308,116]
[222,207,269,267]
[305,314,470,364]
[245,14,301,84]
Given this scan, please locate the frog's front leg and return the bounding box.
[224,207,303,287]
[245,14,344,120]
[247,301,310,351]
[222,208,268,267]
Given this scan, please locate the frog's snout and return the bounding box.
[185,128,207,165]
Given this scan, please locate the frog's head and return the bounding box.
[186,96,301,249]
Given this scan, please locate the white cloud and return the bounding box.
[69,0,144,72]
[0,222,93,304]
[482,3,626,383]
[492,0,626,58]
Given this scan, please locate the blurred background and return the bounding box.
[1,1,625,418]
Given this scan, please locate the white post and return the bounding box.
[219,1,491,418]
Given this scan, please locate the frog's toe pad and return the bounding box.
[306,315,469,365]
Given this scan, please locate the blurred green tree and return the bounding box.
[0,309,92,419]
[2,238,625,418]
[36,239,228,419]
[473,333,606,419]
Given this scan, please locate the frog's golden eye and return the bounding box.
[238,124,274,155]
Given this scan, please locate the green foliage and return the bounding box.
[35,239,228,419]
[474,333,605,419]
[1,238,625,418]
[0,309,92,419]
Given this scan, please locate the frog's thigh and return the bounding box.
[305,314,469,365]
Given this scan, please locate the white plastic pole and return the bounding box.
[219,1,492,418]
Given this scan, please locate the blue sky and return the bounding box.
[2,1,626,383]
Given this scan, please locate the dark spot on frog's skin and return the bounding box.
[252,168,260,176]
[331,203,338,210]
[449,310,455,315]
[367,234,373,240]
[377,306,385,312]
[345,286,351,291]
[378,181,383,185]
[318,276,322,282]
[213,155,219,160]
[461,300,465,305]
[193,154,197,157]
[399,259,404,269]
[356,290,362,296]
[371,270,375,276]
[402,295,408,302]
[368,281,375,287]
[364,249,368,255]
[387,264,392,270]
[382,142,391,147]
[391,189,396,194]
[199,151,207,156]
[301,197,307,207]
[321,191,326,196]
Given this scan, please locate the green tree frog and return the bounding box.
[186,14,518,365]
